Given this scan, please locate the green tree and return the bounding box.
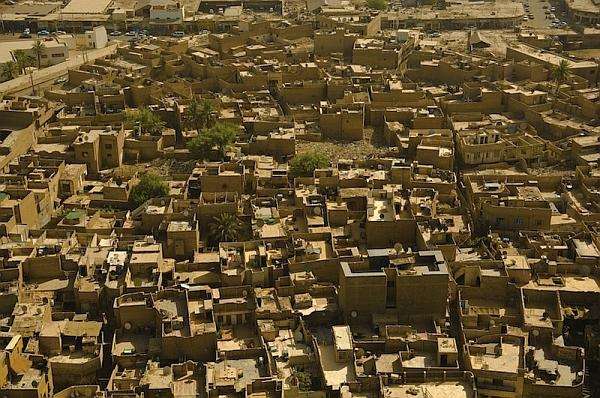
[13,50,33,74]
[366,0,387,10]
[186,97,214,131]
[289,151,329,178]
[208,213,242,246]
[126,108,165,136]
[187,122,237,160]
[129,173,169,207]
[31,40,45,69]
[551,59,571,95]
[0,61,19,82]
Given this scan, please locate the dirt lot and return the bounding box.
[296,128,390,162]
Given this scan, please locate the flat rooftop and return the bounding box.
[382,381,475,398]
[61,0,113,13]
[0,40,66,64]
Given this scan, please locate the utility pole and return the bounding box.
[29,70,35,95]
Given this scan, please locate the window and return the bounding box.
[496,217,504,225]
[515,217,523,226]
[51,53,63,58]
[105,143,112,149]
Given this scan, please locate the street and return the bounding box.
[522,0,553,29]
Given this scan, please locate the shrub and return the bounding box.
[130,173,169,207]
[289,151,329,178]
[187,123,237,160]
[366,0,387,10]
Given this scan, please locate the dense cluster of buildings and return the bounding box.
[0,0,599,398]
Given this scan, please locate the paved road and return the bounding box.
[522,0,553,29]
[0,42,118,95]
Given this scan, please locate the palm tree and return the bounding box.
[208,213,242,246]
[186,97,214,131]
[13,50,33,74]
[31,40,45,69]
[551,59,571,95]
[0,61,19,82]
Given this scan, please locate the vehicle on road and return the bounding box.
[110,31,122,36]
[125,31,136,36]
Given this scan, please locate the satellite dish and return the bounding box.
[351,311,357,318]
[314,207,322,216]
[532,329,539,336]
[124,322,132,330]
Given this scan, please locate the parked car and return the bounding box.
[110,30,122,36]
[37,30,50,36]
[125,31,136,36]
